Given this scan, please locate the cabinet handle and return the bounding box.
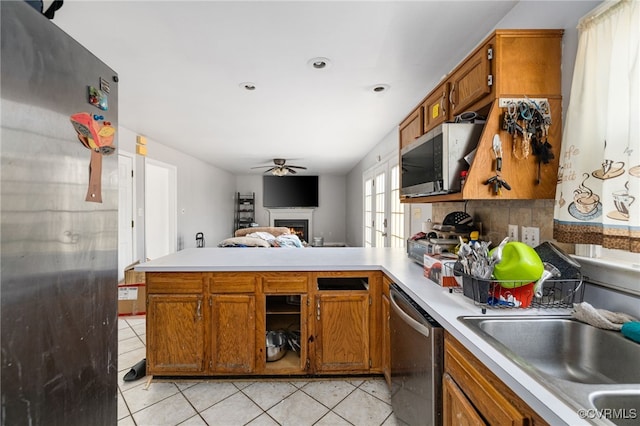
[441,90,447,116]
[449,84,456,110]
[196,299,202,320]
[316,299,321,320]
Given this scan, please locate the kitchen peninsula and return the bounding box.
[137,247,587,425]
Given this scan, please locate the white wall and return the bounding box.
[119,126,235,259]
[236,174,347,244]
[346,1,601,247]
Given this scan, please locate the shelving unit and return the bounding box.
[234,192,255,234]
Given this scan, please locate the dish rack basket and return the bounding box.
[446,264,584,314]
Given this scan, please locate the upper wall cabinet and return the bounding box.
[448,45,491,117]
[422,82,449,132]
[399,107,423,149]
[399,29,564,203]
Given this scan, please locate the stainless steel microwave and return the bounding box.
[401,123,483,197]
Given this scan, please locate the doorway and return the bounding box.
[144,158,177,260]
[363,158,405,248]
[118,152,135,281]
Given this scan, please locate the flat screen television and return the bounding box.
[263,175,319,208]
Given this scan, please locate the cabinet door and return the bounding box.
[147,294,205,374]
[315,293,369,372]
[449,43,492,116]
[422,83,449,133]
[445,335,530,425]
[210,294,256,373]
[443,374,487,426]
[399,107,423,149]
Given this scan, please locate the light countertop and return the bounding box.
[137,247,588,425]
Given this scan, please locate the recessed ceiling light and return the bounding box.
[308,57,332,70]
[239,82,256,91]
[372,84,390,93]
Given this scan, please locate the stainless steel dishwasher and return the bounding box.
[390,283,444,426]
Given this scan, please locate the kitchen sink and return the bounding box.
[459,316,640,425]
[590,391,640,426]
[459,316,640,384]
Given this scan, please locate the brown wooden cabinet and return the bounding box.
[422,82,449,132]
[399,29,564,203]
[145,270,382,378]
[261,272,310,374]
[448,44,492,117]
[314,292,370,373]
[310,271,382,375]
[444,332,548,425]
[443,373,486,426]
[399,107,423,149]
[146,273,206,375]
[210,293,256,373]
[208,272,257,374]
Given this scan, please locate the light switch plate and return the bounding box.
[508,224,518,241]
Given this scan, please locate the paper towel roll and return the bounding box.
[421,220,433,233]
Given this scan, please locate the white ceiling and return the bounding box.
[52,0,518,175]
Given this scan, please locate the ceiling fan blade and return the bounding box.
[287,165,307,170]
[250,165,274,169]
[287,168,298,174]
[263,167,277,173]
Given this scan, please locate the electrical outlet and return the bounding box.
[508,224,518,241]
[522,226,540,247]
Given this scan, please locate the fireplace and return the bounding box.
[268,208,314,243]
[274,219,308,243]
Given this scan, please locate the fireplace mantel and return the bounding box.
[267,208,314,239]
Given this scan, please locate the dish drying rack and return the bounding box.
[446,264,584,314]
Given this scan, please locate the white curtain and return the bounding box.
[554,0,640,252]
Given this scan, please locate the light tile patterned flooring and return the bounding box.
[118,317,398,426]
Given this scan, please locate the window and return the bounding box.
[364,177,373,247]
[375,171,386,247]
[390,165,405,248]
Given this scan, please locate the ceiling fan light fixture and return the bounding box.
[308,57,332,70]
[272,167,289,176]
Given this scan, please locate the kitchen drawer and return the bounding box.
[262,273,308,293]
[146,272,205,293]
[209,272,257,293]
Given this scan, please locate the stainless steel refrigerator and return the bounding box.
[1,2,118,424]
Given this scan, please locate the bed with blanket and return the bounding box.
[218,227,305,248]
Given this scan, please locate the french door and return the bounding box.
[363,160,405,248]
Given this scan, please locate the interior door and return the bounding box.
[144,158,177,260]
[118,153,134,280]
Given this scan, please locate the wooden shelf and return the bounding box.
[266,303,301,315]
[401,192,463,204]
[264,350,302,372]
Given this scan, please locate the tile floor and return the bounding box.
[118,317,398,426]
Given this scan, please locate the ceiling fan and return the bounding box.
[251,158,307,176]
